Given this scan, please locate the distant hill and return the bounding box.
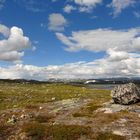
[0,77,140,84]
[84,77,140,84]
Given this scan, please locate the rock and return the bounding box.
[113,130,125,136]
[118,118,127,124]
[102,108,113,113]
[111,83,140,105]
[39,106,43,110]
[7,115,17,124]
[51,97,56,101]
[20,114,28,119]
[113,128,132,137]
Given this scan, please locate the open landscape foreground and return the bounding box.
[0,82,140,140]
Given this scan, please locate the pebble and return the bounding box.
[52,97,56,101]
[39,106,43,110]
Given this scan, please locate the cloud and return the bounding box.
[0,24,10,37]
[63,0,102,13]
[133,11,140,18]
[56,28,140,52]
[53,27,140,79]
[0,51,140,80]
[107,49,129,62]
[74,0,102,12]
[74,0,102,7]
[0,0,5,10]
[48,13,68,31]
[108,0,136,17]
[63,5,76,13]
[0,24,32,62]
[0,26,140,79]
[14,0,47,12]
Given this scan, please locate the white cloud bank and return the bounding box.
[0,24,32,62]
[0,53,140,80]
[48,13,67,31]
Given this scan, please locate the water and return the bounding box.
[86,84,120,90]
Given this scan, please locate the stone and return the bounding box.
[102,108,113,113]
[39,106,43,110]
[7,115,17,124]
[96,103,129,113]
[113,130,125,136]
[111,83,140,105]
[51,97,56,101]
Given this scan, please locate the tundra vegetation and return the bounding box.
[0,82,140,140]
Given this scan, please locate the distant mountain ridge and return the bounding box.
[0,77,140,84]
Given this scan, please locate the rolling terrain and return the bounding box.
[0,81,140,140]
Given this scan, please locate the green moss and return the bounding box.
[72,103,102,118]
[0,83,110,111]
[86,103,102,113]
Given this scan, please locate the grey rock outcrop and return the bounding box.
[111,83,140,105]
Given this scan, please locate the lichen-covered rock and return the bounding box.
[111,83,140,105]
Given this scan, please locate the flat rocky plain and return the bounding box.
[0,82,140,140]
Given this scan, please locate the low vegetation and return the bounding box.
[22,122,127,140]
[22,122,46,140]
[94,132,126,140]
[1,82,139,139]
[22,122,91,140]
[0,83,110,111]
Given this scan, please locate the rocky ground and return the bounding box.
[0,83,140,140]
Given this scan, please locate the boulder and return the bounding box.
[111,83,140,105]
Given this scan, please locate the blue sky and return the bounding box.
[0,0,140,80]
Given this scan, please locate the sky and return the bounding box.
[0,0,140,80]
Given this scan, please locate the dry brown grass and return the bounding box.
[22,122,91,140]
[91,132,127,140]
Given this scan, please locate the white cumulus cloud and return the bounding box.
[48,13,68,31]
[0,24,32,62]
